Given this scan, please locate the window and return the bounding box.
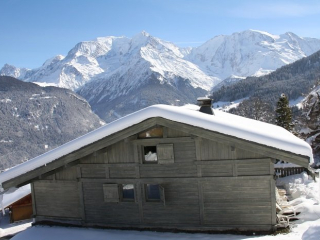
[138,127,163,139]
[144,146,158,163]
[103,184,136,203]
[143,144,174,164]
[121,184,135,201]
[146,184,160,200]
[145,184,165,205]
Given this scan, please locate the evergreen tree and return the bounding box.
[275,93,293,131]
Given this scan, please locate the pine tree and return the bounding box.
[275,93,293,131]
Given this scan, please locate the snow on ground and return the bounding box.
[0,212,32,238]
[8,173,320,240]
[32,82,58,88]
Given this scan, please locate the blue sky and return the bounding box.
[1,0,320,69]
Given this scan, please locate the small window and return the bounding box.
[145,184,165,205]
[121,184,135,201]
[146,184,160,201]
[138,127,163,139]
[144,146,158,163]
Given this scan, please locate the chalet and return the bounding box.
[0,101,313,232]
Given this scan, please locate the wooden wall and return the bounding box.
[32,125,276,231]
[33,181,81,219]
[202,177,273,226]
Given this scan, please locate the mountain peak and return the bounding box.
[132,31,151,41]
[0,64,29,79]
[130,31,156,49]
[42,55,65,67]
[140,30,150,37]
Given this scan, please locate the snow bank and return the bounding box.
[0,105,313,188]
[277,172,320,222]
[9,225,269,240]
[277,172,319,202]
[11,219,320,240]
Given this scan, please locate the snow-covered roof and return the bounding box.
[0,104,313,187]
[0,185,31,210]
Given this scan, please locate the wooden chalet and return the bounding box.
[0,101,313,232]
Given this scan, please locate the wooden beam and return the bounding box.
[197,179,204,225]
[78,182,86,223]
[131,137,194,144]
[78,175,273,184]
[31,182,37,217]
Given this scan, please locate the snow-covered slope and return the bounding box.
[186,30,320,80]
[3,30,320,92]
[0,32,217,92]
[0,64,29,79]
[77,32,216,121]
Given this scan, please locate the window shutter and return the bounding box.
[159,185,165,206]
[103,184,119,202]
[157,144,174,164]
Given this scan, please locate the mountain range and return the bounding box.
[2,30,320,122]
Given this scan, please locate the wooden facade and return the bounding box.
[8,194,33,223]
[1,117,311,232]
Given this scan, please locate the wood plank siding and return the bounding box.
[33,181,81,219]
[30,123,277,231]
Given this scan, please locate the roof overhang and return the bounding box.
[0,105,312,190]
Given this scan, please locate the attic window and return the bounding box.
[138,127,163,139]
[144,146,158,163]
[143,144,175,164]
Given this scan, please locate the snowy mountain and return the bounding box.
[77,32,216,121]
[0,64,29,79]
[0,76,104,170]
[186,30,320,80]
[213,49,320,104]
[1,30,320,122]
[0,32,217,92]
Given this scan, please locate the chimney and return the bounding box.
[197,97,214,115]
